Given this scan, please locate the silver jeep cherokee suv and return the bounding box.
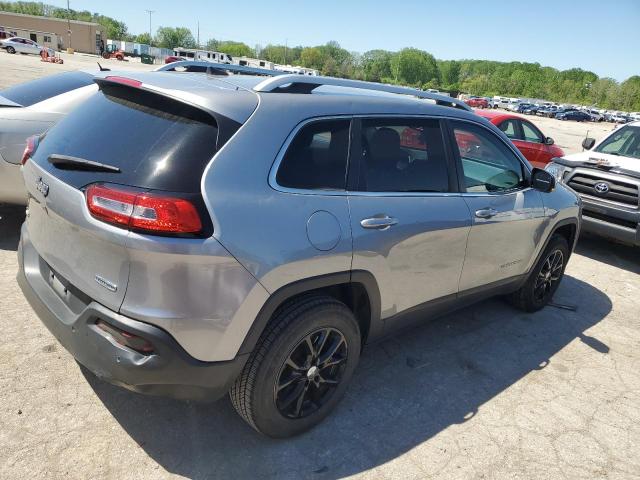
[18,64,581,437]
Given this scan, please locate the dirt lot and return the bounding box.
[1,52,639,480]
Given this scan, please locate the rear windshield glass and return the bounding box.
[32,84,220,192]
[0,71,93,107]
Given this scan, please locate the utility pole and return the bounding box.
[145,9,155,44]
[197,21,200,48]
[284,38,288,65]
[66,0,71,50]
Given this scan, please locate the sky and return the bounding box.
[44,0,640,81]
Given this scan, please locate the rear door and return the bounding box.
[348,116,471,322]
[449,120,546,291]
[24,81,234,310]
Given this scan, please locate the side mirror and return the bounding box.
[531,168,555,193]
[544,137,554,145]
[582,137,596,150]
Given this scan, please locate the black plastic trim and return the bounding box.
[238,270,382,355]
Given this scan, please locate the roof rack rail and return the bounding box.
[253,75,471,111]
[154,60,286,77]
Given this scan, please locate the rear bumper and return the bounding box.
[581,214,640,246]
[17,227,248,401]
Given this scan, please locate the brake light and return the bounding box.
[104,76,142,88]
[86,184,202,234]
[21,135,38,165]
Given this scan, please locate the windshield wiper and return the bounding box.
[48,154,121,173]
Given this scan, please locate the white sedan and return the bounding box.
[0,37,54,56]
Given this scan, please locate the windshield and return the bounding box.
[594,125,640,159]
[0,71,93,107]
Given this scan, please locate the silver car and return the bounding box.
[0,71,97,204]
[17,64,581,438]
[1,36,54,56]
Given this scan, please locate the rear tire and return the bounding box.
[229,295,361,438]
[6,46,16,54]
[508,234,569,312]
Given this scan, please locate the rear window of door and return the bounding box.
[0,71,93,107]
[356,118,450,193]
[451,121,527,193]
[497,119,520,140]
[276,119,350,190]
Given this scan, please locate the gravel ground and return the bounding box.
[1,51,639,480]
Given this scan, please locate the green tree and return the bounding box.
[390,48,439,86]
[300,47,326,70]
[361,50,393,82]
[217,41,253,57]
[134,32,152,46]
[155,27,196,49]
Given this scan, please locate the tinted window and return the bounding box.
[0,71,93,107]
[497,119,520,140]
[358,118,449,192]
[277,120,350,190]
[32,84,226,193]
[452,121,526,193]
[522,121,543,143]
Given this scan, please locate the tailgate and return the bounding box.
[22,160,130,311]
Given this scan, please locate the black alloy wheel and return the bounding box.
[534,249,564,303]
[274,327,348,419]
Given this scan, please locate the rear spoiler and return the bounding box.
[0,94,22,107]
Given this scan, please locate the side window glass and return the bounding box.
[276,119,350,190]
[452,121,526,193]
[497,119,520,140]
[522,121,543,143]
[358,118,449,192]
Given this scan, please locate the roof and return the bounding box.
[0,11,104,27]
[94,71,483,125]
[474,109,523,123]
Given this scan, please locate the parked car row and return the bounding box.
[4,63,582,438]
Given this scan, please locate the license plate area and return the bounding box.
[41,259,91,314]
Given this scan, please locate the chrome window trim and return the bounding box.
[268,114,531,197]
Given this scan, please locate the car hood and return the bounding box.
[559,151,640,177]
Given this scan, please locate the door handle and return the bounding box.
[475,208,498,219]
[360,216,398,230]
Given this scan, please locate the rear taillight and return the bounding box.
[21,135,38,165]
[86,183,202,234]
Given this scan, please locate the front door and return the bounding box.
[348,117,472,322]
[514,119,552,168]
[449,120,546,292]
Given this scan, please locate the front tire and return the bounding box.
[6,46,16,54]
[508,235,569,312]
[230,295,361,438]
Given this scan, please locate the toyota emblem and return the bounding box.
[594,182,609,195]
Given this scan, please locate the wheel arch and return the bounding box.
[237,271,382,356]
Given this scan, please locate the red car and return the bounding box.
[474,110,564,168]
[465,97,489,108]
[164,55,181,64]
